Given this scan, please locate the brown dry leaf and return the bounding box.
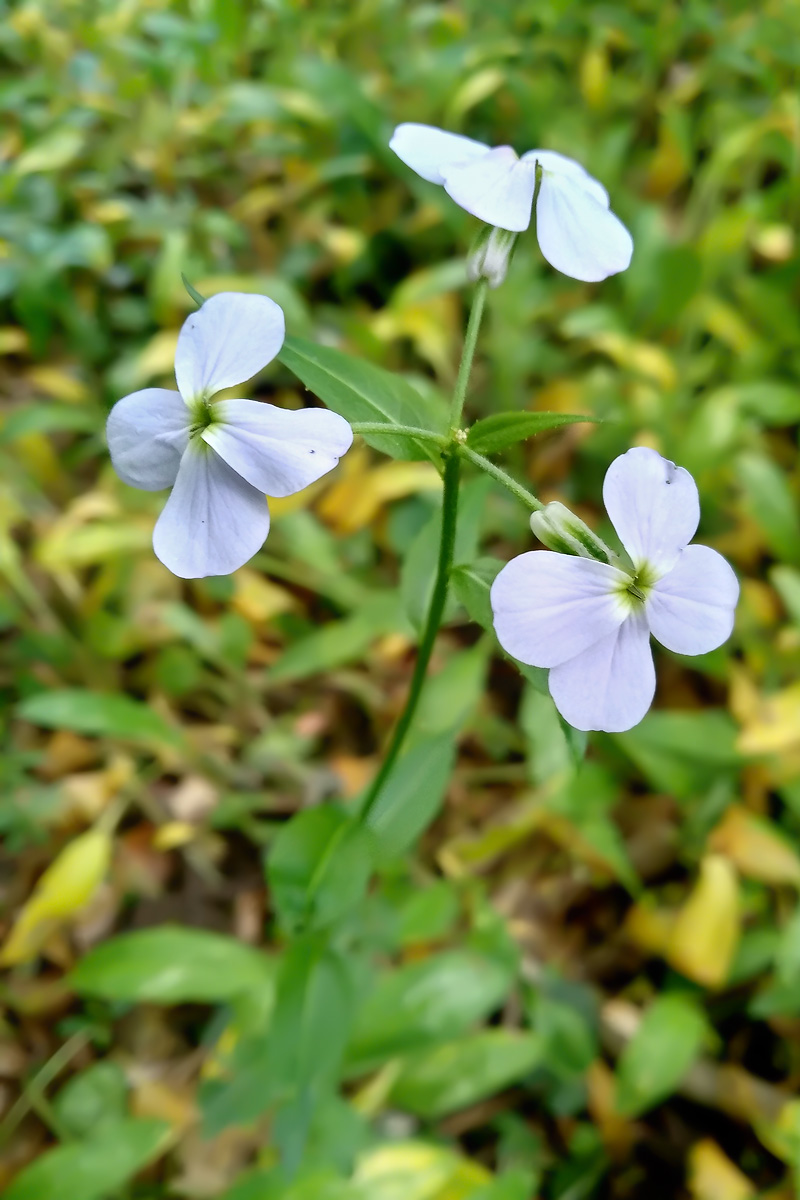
[666,855,740,988]
[586,1059,635,1158]
[39,729,100,779]
[131,1078,197,1134]
[60,756,134,823]
[709,806,800,887]
[688,1139,756,1200]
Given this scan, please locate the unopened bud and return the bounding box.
[466,226,517,289]
[530,501,617,564]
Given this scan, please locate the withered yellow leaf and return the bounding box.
[319,457,440,533]
[737,682,800,756]
[1,829,111,966]
[667,855,740,988]
[688,1139,755,1200]
[709,805,800,887]
[232,569,295,624]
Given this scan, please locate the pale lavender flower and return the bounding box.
[389,122,632,282]
[107,292,352,579]
[491,448,739,733]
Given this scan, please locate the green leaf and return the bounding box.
[2,1118,169,1200]
[279,336,447,462]
[466,412,596,455]
[53,1061,128,1139]
[268,805,374,932]
[390,1030,541,1120]
[451,557,503,632]
[615,994,708,1117]
[346,949,514,1072]
[738,451,800,563]
[17,689,183,750]
[71,926,274,1004]
[181,272,207,308]
[451,558,549,694]
[363,733,455,859]
[0,405,98,443]
[269,593,402,684]
[614,710,740,798]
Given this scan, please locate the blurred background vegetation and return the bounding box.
[2,0,800,1196]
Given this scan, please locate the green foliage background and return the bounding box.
[2,1,800,1197]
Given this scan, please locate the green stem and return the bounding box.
[359,451,461,825]
[449,279,488,430]
[459,445,543,511]
[351,421,448,445]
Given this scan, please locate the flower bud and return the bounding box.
[530,501,617,564]
[466,226,517,289]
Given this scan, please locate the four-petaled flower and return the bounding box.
[389,122,633,282]
[107,292,353,579]
[490,448,739,733]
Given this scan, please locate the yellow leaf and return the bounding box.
[709,806,800,887]
[0,326,29,355]
[446,68,505,123]
[737,682,800,756]
[587,332,677,389]
[232,570,295,624]
[153,822,196,851]
[14,128,85,175]
[319,453,441,533]
[26,365,89,404]
[666,855,740,988]
[133,330,180,387]
[688,1139,756,1200]
[580,44,609,108]
[645,120,689,197]
[1,829,111,966]
[624,901,677,957]
[355,1140,491,1200]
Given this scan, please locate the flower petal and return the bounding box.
[443,147,537,232]
[603,447,700,575]
[389,122,490,184]
[202,400,353,498]
[522,148,609,206]
[106,388,190,490]
[534,171,633,281]
[152,443,269,578]
[549,612,655,732]
[647,544,739,655]
[490,551,630,668]
[174,292,285,403]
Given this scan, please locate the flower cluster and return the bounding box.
[104,122,739,737]
[107,292,353,579]
[491,448,739,733]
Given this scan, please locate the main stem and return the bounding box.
[360,451,460,824]
[449,279,488,430]
[359,284,488,825]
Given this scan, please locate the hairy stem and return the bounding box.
[359,451,461,825]
[459,445,543,511]
[449,279,488,430]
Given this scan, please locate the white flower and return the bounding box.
[107,292,353,579]
[389,122,632,282]
[490,448,739,733]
